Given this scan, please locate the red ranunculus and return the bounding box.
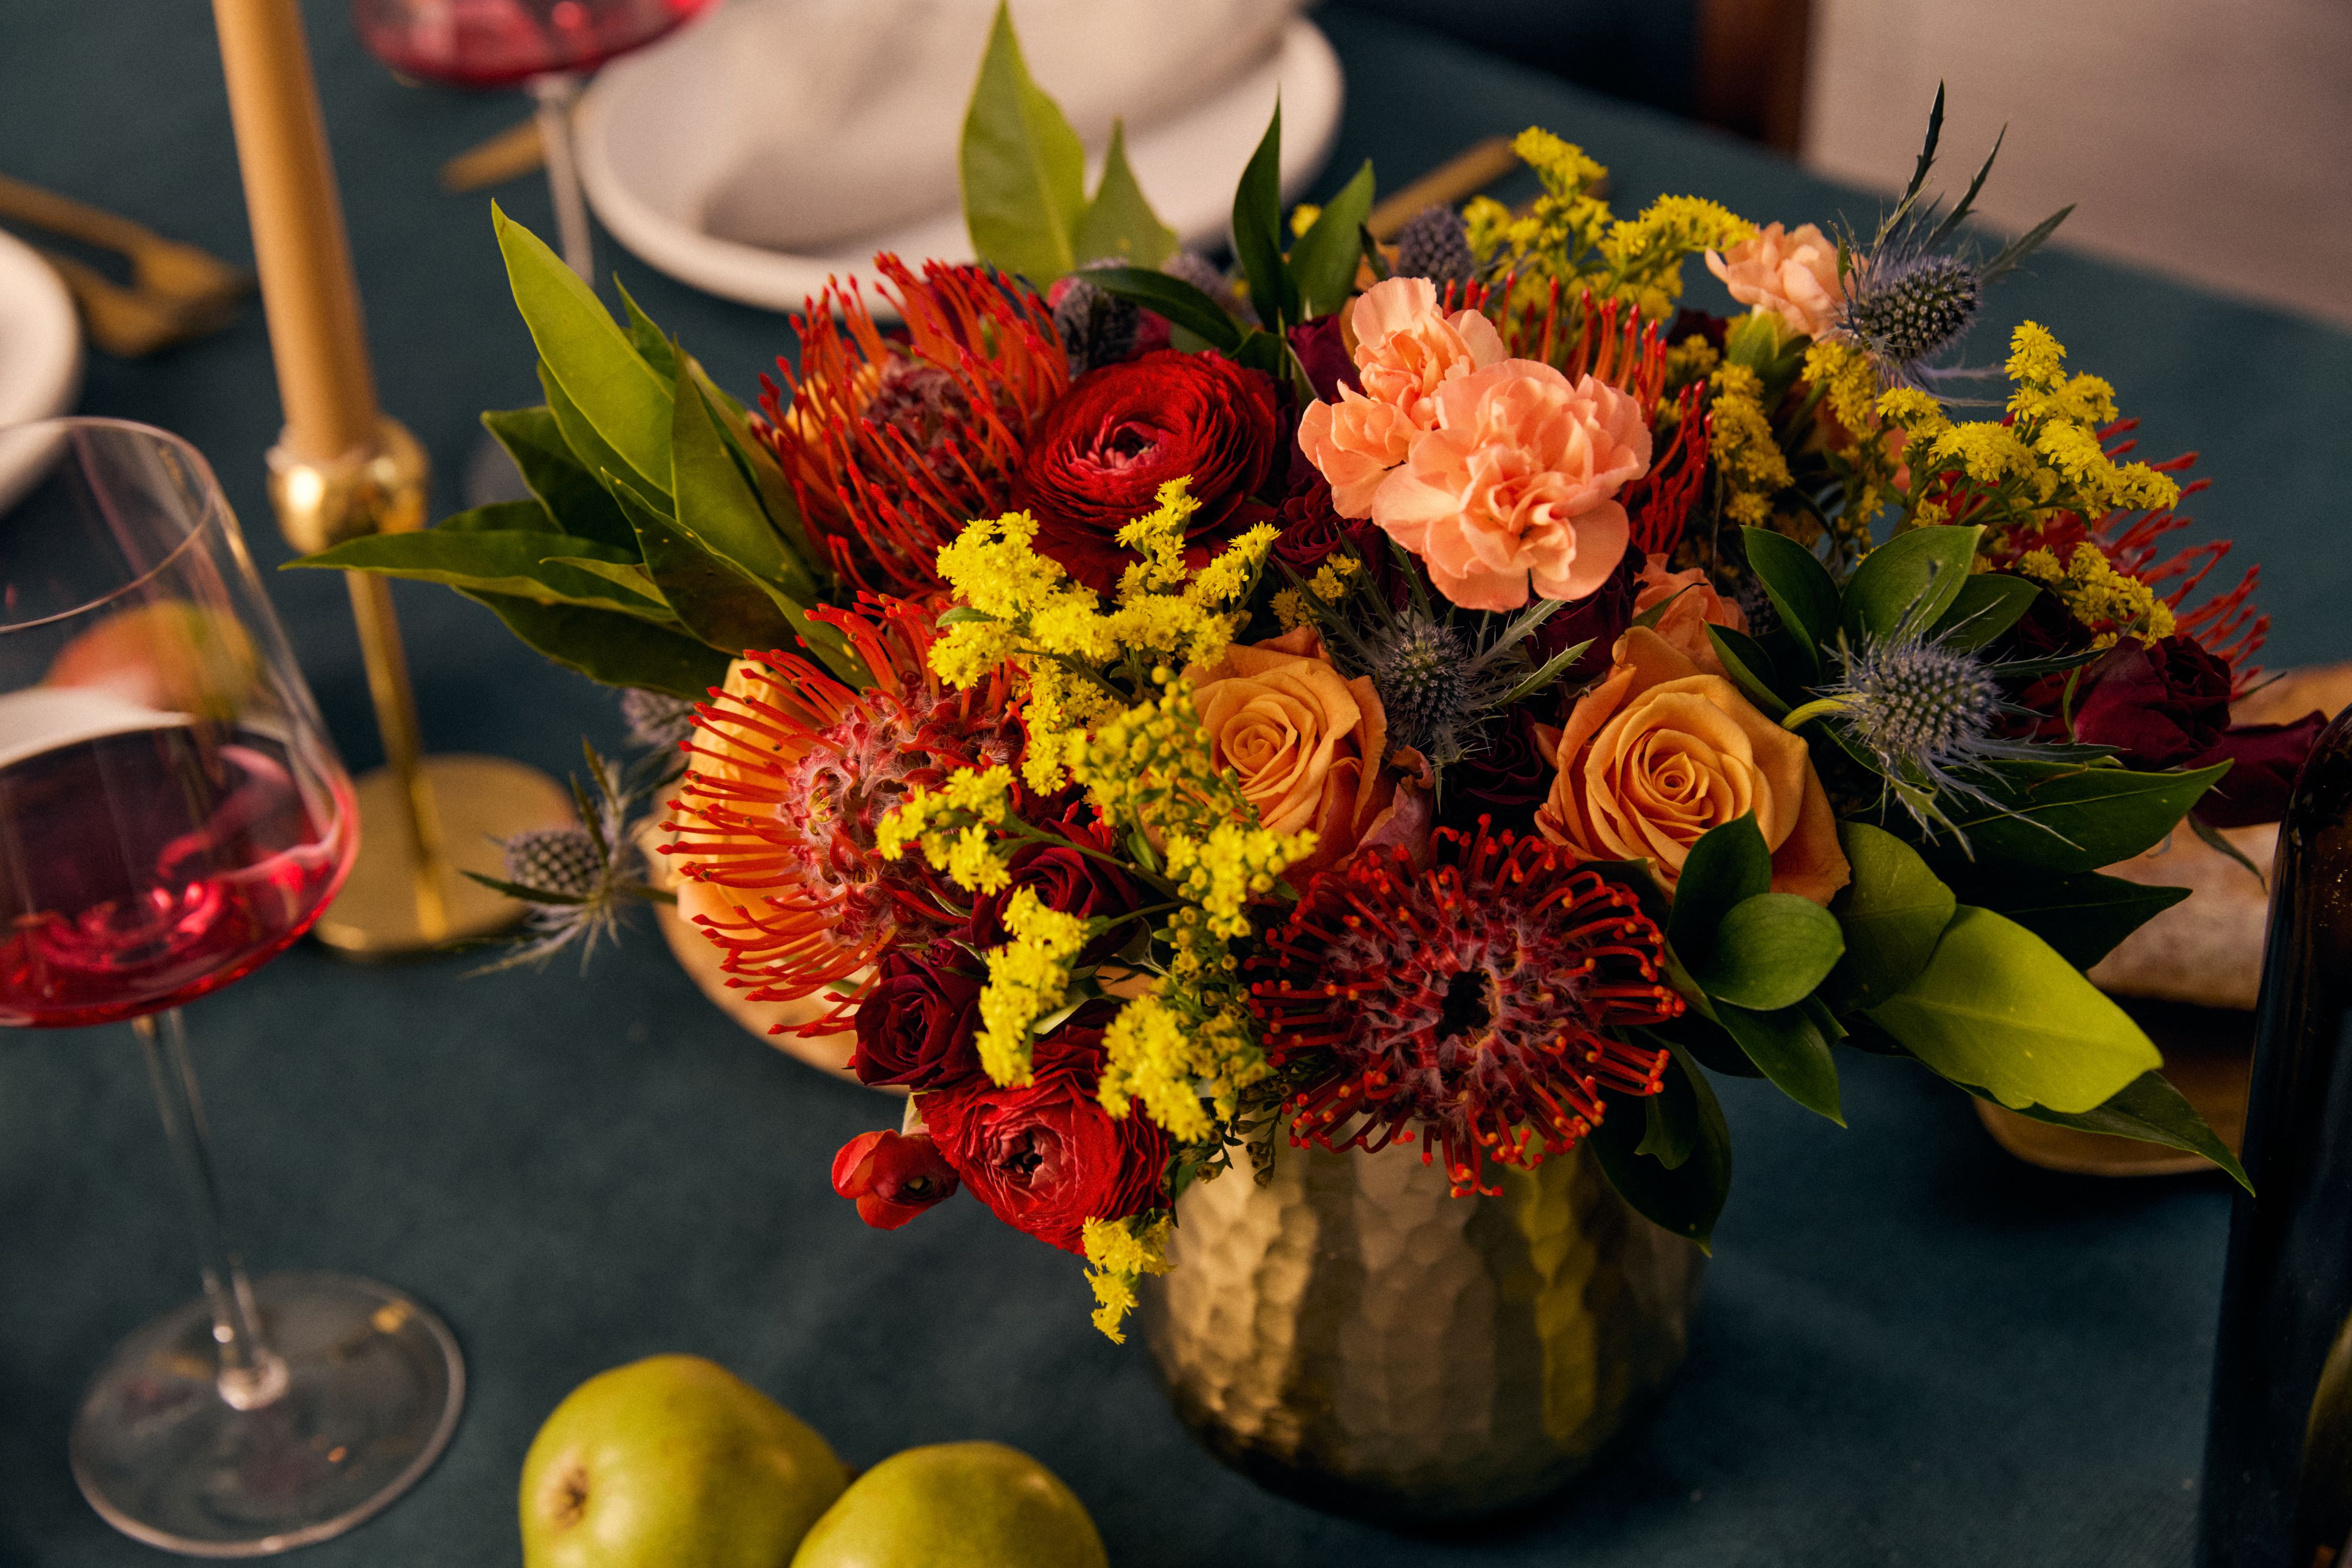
[1287,313,1361,404]
[848,947,984,1090]
[969,811,1141,966]
[921,1010,1170,1253]
[2070,634,2232,769]
[2192,713,2328,827]
[1012,349,1281,592]
[831,1130,961,1231]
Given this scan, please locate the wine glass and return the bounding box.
[352,0,716,283]
[0,419,463,1556]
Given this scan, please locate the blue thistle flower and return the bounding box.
[481,745,649,971]
[1051,274,1141,379]
[1831,86,2070,393]
[620,687,697,753]
[1393,205,1476,291]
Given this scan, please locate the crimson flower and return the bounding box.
[920,1010,1170,1253]
[1248,822,1684,1195]
[831,1131,961,1231]
[848,947,984,1091]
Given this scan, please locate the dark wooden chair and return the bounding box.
[1318,0,1812,153]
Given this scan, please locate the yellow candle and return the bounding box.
[211,0,378,464]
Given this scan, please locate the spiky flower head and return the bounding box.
[1393,204,1477,291]
[1839,249,1982,380]
[1810,620,2049,839]
[485,746,644,972]
[504,827,603,898]
[1248,822,1685,1195]
[1049,275,1141,379]
[620,687,697,753]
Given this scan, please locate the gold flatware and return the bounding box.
[0,173,253,312]
[1366,136,1521,242]
[440,118,546,192]
[36,248,243,358]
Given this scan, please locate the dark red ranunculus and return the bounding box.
[831,1130,961,1231]
[2069,635,2233,769]
[1287,313,1361,404]
[1012,349,1281,593]
[1444,707,1556,836]
[848,947,984,1090]
[921,1009,1170,1253]
[968,811,1142,966]
[2191,712,2329,828]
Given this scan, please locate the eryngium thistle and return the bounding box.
[504,827,604,899]
[1818,625,2044,839]
[1368,617,1476,760]
[620,687,697,753]
[1839,250,1982,382]
[1393,204,1476,290]
[1050,276,1141,379]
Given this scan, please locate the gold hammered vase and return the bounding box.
[1141,1139,1703,1524]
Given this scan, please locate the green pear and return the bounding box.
[789,1441,1107,1568]
[520,1354,848,1568]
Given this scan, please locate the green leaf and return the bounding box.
[1929,573,2040,652]
[1840,523,1983,645]
[542,555,666,607]
[1740,527,1839,663]
[494,205,673,494]
[958,1,1086,282]
[1823,821,1956,1011]
[1968,1069,2250,1192]
[1084,266,1244,351]
[1666,814,1771,958]
[433,498,559,534]
[1636,1068,1696,1170]
[1230,103,1299,332]
[1287,159,1376,318]
[679,352,823,573]
[2188,811,2267,888]
[1930,863,2189,969]
[1867,904,2161,1112]
[607,472,799,655]
[613,278,679,380]
[1949,758,2231,872]
[670,363,818,605]
[1586,1048,1730,1248]
[1704,624,1791,716]
[456,590,730,698]
[480,407,637,549]
[1718,999,1844,1124]
[1696,893,1846,1012]
[539,362,649,507]
[291,526,676,624]
[1071,119,1178,269]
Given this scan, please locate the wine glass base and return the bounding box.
[69,1272,465,1558]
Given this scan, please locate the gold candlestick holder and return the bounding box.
[269,418,572,955]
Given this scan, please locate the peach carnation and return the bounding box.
[1705,222,1843,340]
[1536,626,1848,905]
[1297,276,1504,516]
[1633,559,1748,675]
[1369,360,1651,611]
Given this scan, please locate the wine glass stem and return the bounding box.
[135,1009,288,1412]
[530,72,593,282]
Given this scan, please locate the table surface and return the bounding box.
[6,5,2351,1564]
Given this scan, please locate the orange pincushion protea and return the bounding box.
[755,256,1069,598]
[664,598,1020,1035]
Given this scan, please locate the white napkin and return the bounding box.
[638,0,1307,253]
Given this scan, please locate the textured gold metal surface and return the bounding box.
[1142,1140,1702,1524]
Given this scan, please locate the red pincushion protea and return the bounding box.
[663,597,1021,1034]
[1248,823,1683,1196]
[755,255,1069,597]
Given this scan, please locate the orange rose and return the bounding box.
[1536,627,1848,904]
[1185,627,1425,878]
[1633,560,1748,676]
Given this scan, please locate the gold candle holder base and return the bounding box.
[313,755,577,957]
[272,417,572,957]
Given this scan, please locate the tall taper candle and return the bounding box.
[210,0,377,463]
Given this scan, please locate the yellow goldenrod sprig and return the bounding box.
[1082,1213,1174,1343]
[973,886,1090,1088]
[873,764,1017,894]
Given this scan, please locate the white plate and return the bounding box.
[0,229,83,427]
[576,14,1344,313]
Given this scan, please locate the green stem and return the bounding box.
[1780,694,1856,731]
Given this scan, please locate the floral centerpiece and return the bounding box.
[308,12,2310,1369]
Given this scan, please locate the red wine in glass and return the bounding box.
[0,720,353,1028]
[352,0,713,88]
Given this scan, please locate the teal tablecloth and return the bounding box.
[6,5,2352,1563]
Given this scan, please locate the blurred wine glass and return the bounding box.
[0,419,462,1556]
